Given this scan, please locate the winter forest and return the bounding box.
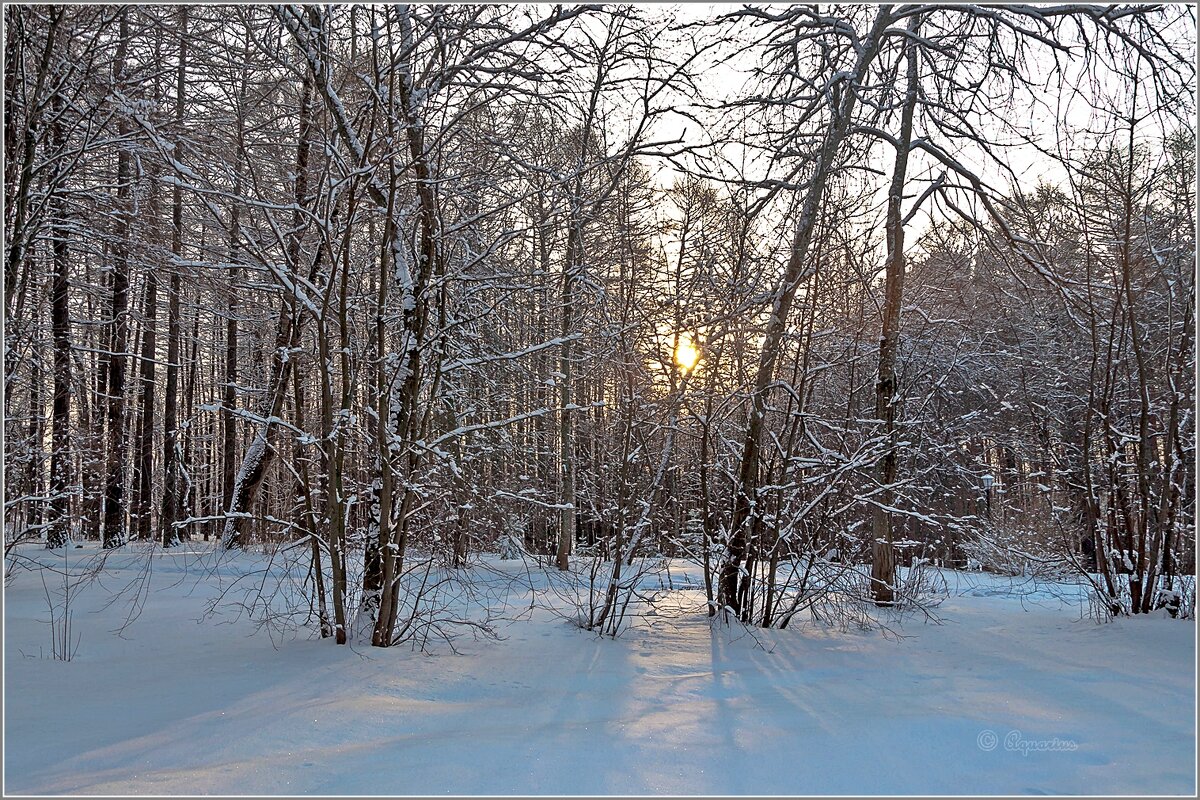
[3,2,1196,796]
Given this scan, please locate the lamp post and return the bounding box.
[981,473,994,519]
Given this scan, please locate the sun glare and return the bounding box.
[674,334,700,374]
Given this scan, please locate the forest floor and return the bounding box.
[3,542,1195,795]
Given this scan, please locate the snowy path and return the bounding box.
[4,547,1194,795]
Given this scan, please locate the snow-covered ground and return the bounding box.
[3,543,1195,795]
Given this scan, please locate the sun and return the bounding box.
[674,333,700,374]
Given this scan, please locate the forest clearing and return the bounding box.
[4,542,1195,795]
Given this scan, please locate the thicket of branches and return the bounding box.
[4,3,1194,645]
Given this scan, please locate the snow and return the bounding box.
[4,544,1195,795]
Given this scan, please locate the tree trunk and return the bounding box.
[220,36,250,543]
[719,8,891,617]
[221,194,240,541]
[101,10,132,550]
[47,88,72,549]
[160,6,188,547]
[221,60,313,550]
[133,221,158,543]
[870,14,920,607]
[557,221,582,571]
